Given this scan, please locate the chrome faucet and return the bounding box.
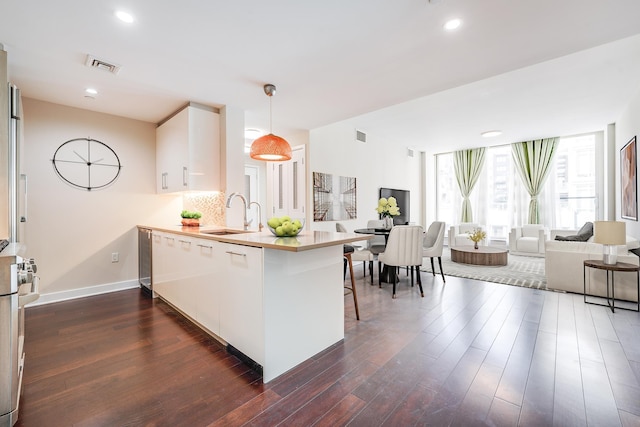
[226,192,250,231]
[249,201,263,232]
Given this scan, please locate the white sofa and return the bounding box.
[448,223,487,247]
[509,225,548,257]
[545,229,640,301]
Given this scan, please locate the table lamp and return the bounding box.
[593,221,626,265]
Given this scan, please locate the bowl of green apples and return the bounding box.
[266,216,304,237]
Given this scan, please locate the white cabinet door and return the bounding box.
[152,231,177,301]
[193,238,221,335]
[173,235,198,316]
[156,109,188,193]
[152,232,199,319]
[219,243,264,364]
[156,105,220,194]
[188,106,220,191]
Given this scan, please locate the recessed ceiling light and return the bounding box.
[444,18,462,31]
[481,130,502,138]
[85,88,98,95]
[244,128,264,139]
[115,10,135,23]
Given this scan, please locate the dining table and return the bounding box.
[353,227,391,243]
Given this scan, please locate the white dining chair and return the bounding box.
[423,221,446,282]
[378,225,425,298]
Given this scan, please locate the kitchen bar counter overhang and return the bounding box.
[141,224,371,251]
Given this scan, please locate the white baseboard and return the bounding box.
[27,280,140,307]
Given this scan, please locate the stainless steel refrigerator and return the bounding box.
[0,45,38,427]
[0,46,26,244]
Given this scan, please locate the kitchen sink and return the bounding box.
[200,229,253,235]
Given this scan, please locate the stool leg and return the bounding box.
[344,253,359,320]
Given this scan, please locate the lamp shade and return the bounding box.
[250,133,292,161]
[593,221,626,245]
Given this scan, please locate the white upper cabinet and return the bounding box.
[156,104,220,193]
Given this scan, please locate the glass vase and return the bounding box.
[474,241,479,250]
[383,216,393,230]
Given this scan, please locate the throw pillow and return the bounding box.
[554,222,593,241]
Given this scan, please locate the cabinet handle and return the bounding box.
[225,251,247,257]
[162,172,168,189]
[197,244,213,249]
[164,236,175,241]
[178,239,191,245]
[20,174,27,222]
[183,167,188,187]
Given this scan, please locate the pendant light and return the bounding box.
[250,84,292,161]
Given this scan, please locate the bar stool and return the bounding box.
[343,245,360,320]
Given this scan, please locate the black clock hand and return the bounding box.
[74,150,89,164]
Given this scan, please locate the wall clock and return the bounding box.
[52,138,122,191]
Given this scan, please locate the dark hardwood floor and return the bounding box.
[15,268,640,426]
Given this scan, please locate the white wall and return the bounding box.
[22,98,179,301]
[616,86,640,238]
[308,121,422,232]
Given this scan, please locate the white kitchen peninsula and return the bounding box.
[141,225,369,383]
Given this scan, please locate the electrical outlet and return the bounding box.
[111,252,119,263]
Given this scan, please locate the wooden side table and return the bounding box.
[583,259,640,312]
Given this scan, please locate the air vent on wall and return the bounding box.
[355,129,367,143]
[85,54,121,75]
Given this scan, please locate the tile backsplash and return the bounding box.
[183,192,226,226]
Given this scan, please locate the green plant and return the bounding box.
[180,210,202,219]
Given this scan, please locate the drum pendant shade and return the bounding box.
[250,84,292,161]
[250,133,291,161]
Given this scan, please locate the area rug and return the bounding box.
[421,248,547,290]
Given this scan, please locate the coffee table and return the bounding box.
[451,246,508,266]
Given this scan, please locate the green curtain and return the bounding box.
[511,138,559,224]
[453,148,486,222]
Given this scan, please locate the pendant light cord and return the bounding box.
[269,95,273,134]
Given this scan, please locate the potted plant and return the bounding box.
[468,227,487,249]
[180,210,202,227]
[376,197,401,229]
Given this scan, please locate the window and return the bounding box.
[435,153,456,231]
[551,134,597,229]
[434,133,598,240]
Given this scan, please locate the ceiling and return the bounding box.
[2,0,640,153]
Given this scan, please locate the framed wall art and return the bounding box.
[621,136,637,221]
[313,172,357,221]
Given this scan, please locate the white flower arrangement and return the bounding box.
[376,197,401,218]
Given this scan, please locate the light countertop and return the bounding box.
[138,225,371,252]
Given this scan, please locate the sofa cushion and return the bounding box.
[521,224,542,238]
[555,222,593,241]
[516,237,539,253]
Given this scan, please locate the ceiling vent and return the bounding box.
[355,129,367,143]
[85,54,121,75]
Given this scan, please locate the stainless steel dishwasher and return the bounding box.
[138,227,153,296]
